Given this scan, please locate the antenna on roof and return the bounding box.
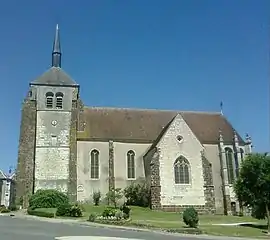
[220,101,223,115]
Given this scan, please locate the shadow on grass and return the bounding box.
[241,223,267,230]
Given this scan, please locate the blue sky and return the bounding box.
[0,0,269,172]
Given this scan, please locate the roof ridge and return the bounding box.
[84,106,221,115]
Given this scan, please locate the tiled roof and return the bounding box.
[30,67,78,86]
[77,107,244,145]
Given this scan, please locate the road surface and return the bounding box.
[0,215,243,240]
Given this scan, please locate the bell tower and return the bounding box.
[16,25,80,206]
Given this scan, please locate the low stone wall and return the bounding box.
[161,204,215,214]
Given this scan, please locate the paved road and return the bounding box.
[0,216,247,240]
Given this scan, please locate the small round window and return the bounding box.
[177,135,183,143]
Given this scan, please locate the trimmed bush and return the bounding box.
[29,189,69,210]
[183,207,199,228]
[56,203,72,217]
[124,182,150,207]
[27,208,55,218]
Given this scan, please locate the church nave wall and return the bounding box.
[76,141,109,202]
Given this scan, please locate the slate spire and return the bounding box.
[52,24,61,68]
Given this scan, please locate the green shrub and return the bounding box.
[124,182,150,207]
[56,203,83,217]
[102,207,117,218]
[93,191,101,206]
[69,205,83,217]
[27,208,55,218]
[29,189,69,210]
[88,213,97,222]
[56,203,72,216]
[120,203,131,219]
[183,207,199,228]
[0,207,10,213]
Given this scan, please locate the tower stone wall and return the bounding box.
[16,96,37,207]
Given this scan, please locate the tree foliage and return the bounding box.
[234,153,270,232]
[106,188,123,208]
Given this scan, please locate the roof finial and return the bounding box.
[245,133,252,144]
[52,24,61,68]
[220,101,223,115]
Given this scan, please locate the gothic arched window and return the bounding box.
[46,92,54,108]
[127,150,135,179]
[174,156,190,184]
[56,92,64,109]
[225,147,234,184]
[90,149,99,179]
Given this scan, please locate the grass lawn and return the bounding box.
[34,205,268,238]
[81,204,258,224]
[80,205,269,237]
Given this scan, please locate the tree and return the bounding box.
[106,188,123,208]
[234,153,270,233]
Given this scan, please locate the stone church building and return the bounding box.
[16,26,253,214]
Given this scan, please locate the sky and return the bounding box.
[0,0,269,172]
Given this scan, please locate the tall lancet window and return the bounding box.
[174,156,190,184]
[127,150,135,179]
[90,150,99,179]
[225,147,234,184]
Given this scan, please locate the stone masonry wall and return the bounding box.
[108,140,115,191]
[202,151,216,214]
[68,99,82,202]
[16,98,37,207]
[150,148,161,210]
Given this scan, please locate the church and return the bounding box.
[16,25,253,215]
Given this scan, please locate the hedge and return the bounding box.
[29,189,69,209]
[27,208,55,218]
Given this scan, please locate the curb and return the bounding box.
[0,213,262,240]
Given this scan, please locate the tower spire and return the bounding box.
[52,24,61,68]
